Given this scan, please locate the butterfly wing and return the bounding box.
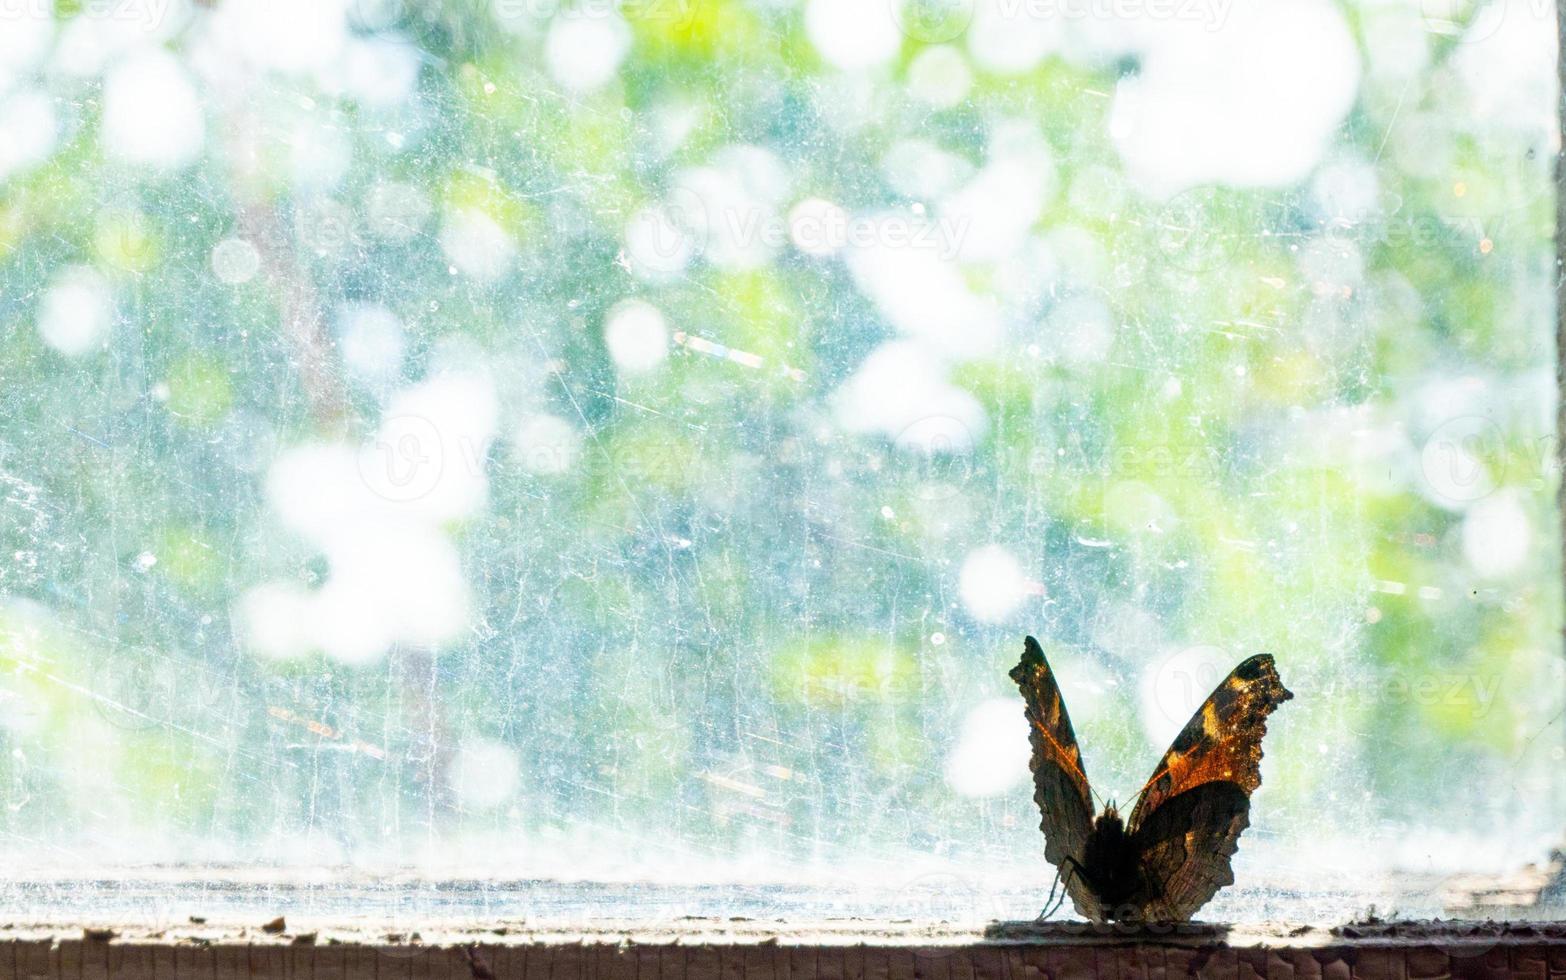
[1009,636,1101,919]
[1125,654,1293,921]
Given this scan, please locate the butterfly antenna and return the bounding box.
[1129,759,1181,810]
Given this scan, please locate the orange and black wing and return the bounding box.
[1009,636,1100,920]
[1125,654,1292,922]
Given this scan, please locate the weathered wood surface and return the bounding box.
[1,922,1564,980]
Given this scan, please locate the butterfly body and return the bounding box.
[1076,807,1144,911]
[1010,636,1292,923]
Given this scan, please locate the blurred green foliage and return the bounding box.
[0,0,1559,886]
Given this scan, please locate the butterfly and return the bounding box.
[1009,636,1293,922]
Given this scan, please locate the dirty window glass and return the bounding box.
[0,0,1560,924]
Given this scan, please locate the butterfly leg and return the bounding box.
[1037,868,1063,922]
[1042,883,1068,921]
[1038,857,1084,921]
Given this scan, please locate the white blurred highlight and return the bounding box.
[806,0,902,71]
[546,11,631,95]
[958,545,1028,623]
[907,45,972,108]
[101,49,205,171]
[945,698,1029,797]
[1109,0,1359,196]
[1140,645,1231,750]
[1463,491,1531,579]
[844,218,999,360]
[449,737,523,810]
[238,370,499,665]
[210,238,261,285]
[940,120,1055,263]
[207,0,349,75]
[833,341,986,450]
[967,0,1060,74]
[37,266,113,357]
[334,302,406,389]
[604,300,670,375]
[514,414,582,476]
[440,209,517,282]
[0,89,58,181]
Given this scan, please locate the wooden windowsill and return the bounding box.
[2,868,1562,977]
[1,919,1563,980]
